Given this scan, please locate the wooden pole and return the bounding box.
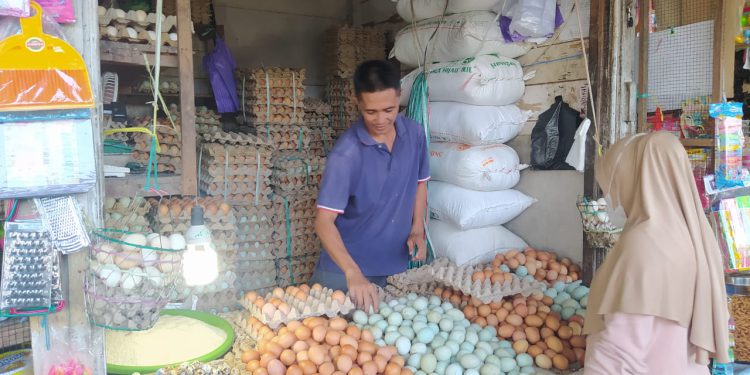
[712,0,728,103]
[177,0,198,196]
[30,1,106,373]
[636,0,650,133]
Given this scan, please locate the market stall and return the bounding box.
[0,0,644,374]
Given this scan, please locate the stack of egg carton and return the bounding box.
[327,77,358,137]
[302,98,335,156]
[196,106,222,135]
[233,203,279,298]
[269,194,320,287]
[104,197,151,233]
[198,131,273,205]
[131,116,182,174]
[270,151,326,197]
[258,123,334,156]
[235,67,306,126]
[190,0,213,25]
[325,26,386,79]
[391,3,535,269]
[148,197,238,313]
[103,115,131,142]
[97,6,177,46]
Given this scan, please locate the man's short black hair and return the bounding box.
[353,60,401,97]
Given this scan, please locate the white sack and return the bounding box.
[400,55,526,106]
[429,181,536,229]
[391,11,531,67]
[428,102,531,145]
[428,219,528,266]
[397,0,501,22]
[430,142,526,191]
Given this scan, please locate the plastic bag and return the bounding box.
[0,117,96,198]
[530,96,581,170]
[36,0,75,23]
[0,0,29,17]
[565,118,591,172]
[204,37,239,113]
[0,13,66,40]
[710,102,745,190]
[503,0,556,38]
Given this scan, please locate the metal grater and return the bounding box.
[34,196,90,254]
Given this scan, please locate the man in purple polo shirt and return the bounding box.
[311,60,429,311]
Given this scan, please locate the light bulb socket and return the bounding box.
[191,205,205,226]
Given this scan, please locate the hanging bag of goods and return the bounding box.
[428,181,536,229]
[428,219,528,266]
[391,11,531,67]
[396,0,501,22]
[430,143,527,191]
[400,55,527,106]
[428,102,531,145]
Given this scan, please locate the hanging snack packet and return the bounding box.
[710,102,745,190]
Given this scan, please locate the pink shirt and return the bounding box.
[585,313,709,375]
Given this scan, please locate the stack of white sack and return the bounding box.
[391,1,536,266]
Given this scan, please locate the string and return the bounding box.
[223,146,229,202]
[574,0,603,155]
[254,149,261,206]
[283,197,294,285]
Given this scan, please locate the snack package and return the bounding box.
[710,102,745,190]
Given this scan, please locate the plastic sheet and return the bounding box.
[0,0,28,17]
[503,0,556,38]
[0,118,96,198]
[711,102,745,190]
[36,0,74,23]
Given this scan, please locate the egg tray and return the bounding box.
[273,235,321,260]
[98,6,177,30]
[150,197,237,224]
[226,310,270,345]
[202,143,274,158]
[431,262,547,304]
[240,286,355,329]
[275,255,319,288]
[201,181,274,197]
[236,243,276,262]
[201,131,272,147]
[189,0,213,25]
[201,163,272,179]
[325,26,386,78]
[304,98,332,114]
[105,197,151,216]
[235,273,277,293]
[155,360,238,375]
[386,259,446,287]
[104,213,150,231]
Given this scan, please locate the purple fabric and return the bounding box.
[316,114,430,276]
[500,5,565,43]
[203,38,239,113]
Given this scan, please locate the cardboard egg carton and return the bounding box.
[387,258,448,287]
[273,234,321,259]
[431,261,547,304]
[325,26,386,78]
[236,270,277,292]
[98,7,177,32]
[327,77,359,131]
[201,131,271,146]
[235,258,275,273]
[190,0,213,25]
[226,310,274,343]
[235,67,306,126]
[240,285,355,329]
[271,152,326,195]
[275,254,318,288]
[150,197,236,224]
[237,241,277,261]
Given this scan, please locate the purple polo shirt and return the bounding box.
[316,114,430,276]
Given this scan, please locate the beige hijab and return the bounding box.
[584,132,729,364]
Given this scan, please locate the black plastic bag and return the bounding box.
[530,96,582,170]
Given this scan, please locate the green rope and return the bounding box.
[405,71,433,269]
[283,197,294,284]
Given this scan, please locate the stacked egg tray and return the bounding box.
[325,26,387,78]
[98,6,178,46]
[132,117,183,174]
[234,203,280,262]
[104,196,151,233]
[226,309,275,343]
[275,254,318,288]
[236,68,306,126]
[303,98,332,126]
[257,123,335,157]
[270,193,321,260]
[199,135,274,204]
[327,77,358,135]
[148,197,239,311]
[86,230,183,331]
[240,285,355,329]
[190,0,213,25]
[197,106,222,135]
[136,79,180,94]
[271,151,326,196]
[103,116,131,142]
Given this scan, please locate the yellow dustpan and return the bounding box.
[0,1,94,112]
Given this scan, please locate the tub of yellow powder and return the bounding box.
[106,309,234,374]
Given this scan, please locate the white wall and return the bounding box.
[213,0,351,98]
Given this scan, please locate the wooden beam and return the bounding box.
[636,0,650,133]
[713,0,729,102]
[30,1,105,373]
[99,40,179,68]
[177,0,198,196]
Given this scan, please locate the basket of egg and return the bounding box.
[84,229,185,330]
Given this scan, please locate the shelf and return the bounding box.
[105,174,182,198]
[680,138,714,147]
[100,40,178,68]
[117,87,214,99]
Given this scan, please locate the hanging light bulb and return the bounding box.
[182,205,218,286]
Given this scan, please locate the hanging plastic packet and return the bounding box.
[710,102,744,190]
[0,0,29,17]
[36,0,74,23]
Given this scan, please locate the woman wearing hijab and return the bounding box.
[584,132,730,374]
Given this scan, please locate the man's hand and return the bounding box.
[407,230,427,261]
[345,270,380,313]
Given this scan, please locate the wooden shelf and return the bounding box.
[118,87,214,99]
[680,138,714,147]
[99,40,178,68]
[105,174,182,198]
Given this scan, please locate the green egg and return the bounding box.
[417,327,436,344]
[500,357,517,373]
[420,353,437,373]
[459,353,481,370]
[434,346,452,362]
[479,364,500,375]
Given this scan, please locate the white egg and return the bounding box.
[596,197,608,207]
[121,233,146,252]
[168,233,186,250]
[169,33,178,42]
[143,267,163,287]
[146,233,161,242]
[142,249,159,266]
[148,235,171,250]
[158,253,179,273]
[596,211,609,222]
[120,268,144,291]
[99,264,122,288]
